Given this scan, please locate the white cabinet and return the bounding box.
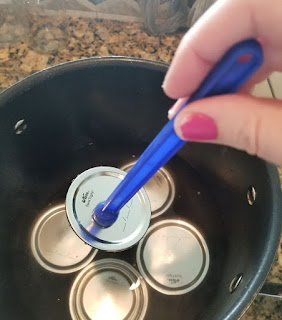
[269,72,282,99]
[253,79,273,98]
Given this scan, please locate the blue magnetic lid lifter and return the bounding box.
[93,39,264,227]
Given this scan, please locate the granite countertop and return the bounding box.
[0,13,281,319]
[0,14,183,89]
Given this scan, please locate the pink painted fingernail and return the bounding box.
[179,113,218,140]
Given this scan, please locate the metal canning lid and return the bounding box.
[31,204,97,274]
[69,258,148,320]
[65,167,151,252]
[136,219,210,295]
[120,161,175,219]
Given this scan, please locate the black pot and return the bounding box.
[0,57,281,320]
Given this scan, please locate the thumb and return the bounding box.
[173,94,282,165]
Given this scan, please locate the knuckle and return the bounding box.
[237,115,261,156]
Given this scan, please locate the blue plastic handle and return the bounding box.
[93,39,263,227]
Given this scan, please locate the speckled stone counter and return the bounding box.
[0,14,281,319]
[0,15,183,89]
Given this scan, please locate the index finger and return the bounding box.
[163,0,282,99]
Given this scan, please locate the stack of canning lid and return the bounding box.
[31,162,210,320]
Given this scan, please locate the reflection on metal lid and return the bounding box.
[69,258,148,320]
[137,219,209,295]
[31,204,97,274]
[121,161,175,219]
[65,167,151,252]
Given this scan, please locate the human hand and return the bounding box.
[163,0,282,165]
